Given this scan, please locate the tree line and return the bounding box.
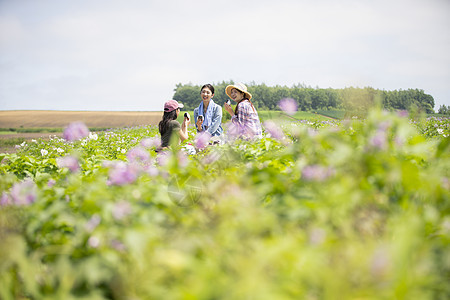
[437,105,450,115]
[172,81,435,114]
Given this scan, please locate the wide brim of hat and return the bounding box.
[225,85,252,100]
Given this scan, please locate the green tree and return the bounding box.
[172,83,200,110]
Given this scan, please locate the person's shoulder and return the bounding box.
[213,101,222,111]
[240,100,252,108]
[169,120,181,127]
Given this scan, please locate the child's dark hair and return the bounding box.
[201,84,215,95]
[159,110,178,135]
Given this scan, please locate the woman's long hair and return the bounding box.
[234,97,256,115]
[159,110,178,135]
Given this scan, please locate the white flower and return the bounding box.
[56,148,64,153]
[89,132,98,140]
[41,149,48,156]
[31,139,37,143]
[117,147,121,152]
[21,141,26,147]
[183,144,196,155]
[121,148,126,154]
[437,128,444,135]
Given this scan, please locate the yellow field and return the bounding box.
[0,110,164,128]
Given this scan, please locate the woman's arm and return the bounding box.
[179,117,190,141]
[193,108,200,132]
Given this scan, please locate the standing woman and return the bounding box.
[224,83,262,139]
[194,84,223,136]
[158,99,190,150]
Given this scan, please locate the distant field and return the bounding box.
[0,110,163,128]
[0,109,330,153]
[1,110,334,130]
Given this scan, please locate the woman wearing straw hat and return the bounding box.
[157,99,190,151]
[224,83,262,139]
[193,84,223,136]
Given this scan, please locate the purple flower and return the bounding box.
[107,162,139,185]
[10,179,37,205]
[377,120,391,131]
[47,179,56,187]
[302,165,335,181]
[57,155,80,172]
[140,137,160,148]
[203,151,221,164]
[110,239,126,252]
[1,192,12,206]
[85,214,101,232]
[225,122,241,140]
[263,120,285,140]
[145,165,159,177]
[88,236,100,248]
[156,151,171,166]
[369,130,387,150]
[127,147,150,164]
[397,110,409,118]
[177,151,188,167]
[309,227,326,245]
[195,132,212,149]
[112,201,132,220]
[278,98,298,116]
[371,247,390,278]
[63,121,90,141]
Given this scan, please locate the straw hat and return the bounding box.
[225,83,252,100]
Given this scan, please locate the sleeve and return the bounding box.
[207,104,222,135]
[193,107,199,131]
[171,120,181,131]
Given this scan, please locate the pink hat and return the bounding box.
[164,99,184,112]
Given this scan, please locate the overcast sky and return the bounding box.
[0,0,449,111]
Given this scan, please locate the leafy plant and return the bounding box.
[0,109,449,299]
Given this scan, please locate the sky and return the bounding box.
[0,0,449,112]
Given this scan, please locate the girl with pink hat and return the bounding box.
[158,99,190,150]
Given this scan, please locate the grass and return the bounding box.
[258,111,331,122]
[0,127,63,133]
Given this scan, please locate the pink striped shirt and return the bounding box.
[231,99,262,139]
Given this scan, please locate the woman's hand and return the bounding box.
[224,102,234,116]
[180,117,190,141]
[183,116,190,129]
[196,118,203,131]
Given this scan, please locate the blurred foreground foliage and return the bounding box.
[0,109,449,299]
